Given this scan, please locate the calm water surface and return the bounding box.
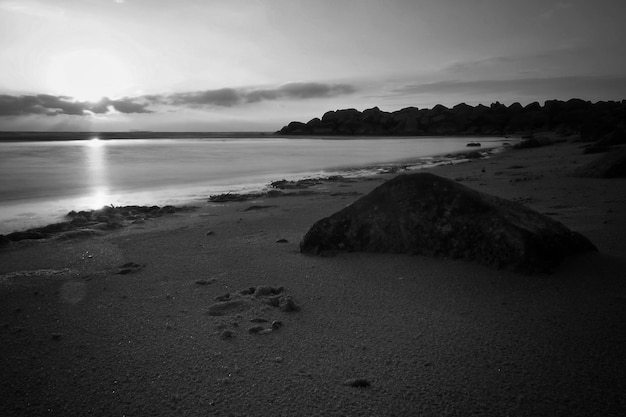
[0,136,505,233]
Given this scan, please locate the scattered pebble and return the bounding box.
[250,318,268,323]
[262,295,281,307]
[220,330,235,340]
[276,238,289,243]
[206,230,215,236]
[214,293,230,301]
[207,299,251,316]
[115,262,144,275]
[239,287,256,296]
[271,356,284,363]
[271,320,283,330]
[279,296,300,312]
[248,325,265,334]
[51,333,62,341]
[255,286,283,297]
[343,378,370,388]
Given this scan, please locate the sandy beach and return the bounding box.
[1,139,625,416]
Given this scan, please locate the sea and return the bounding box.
[0,133,509,234]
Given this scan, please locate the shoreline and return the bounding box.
[0,140,506,236]
[1,137,625,416]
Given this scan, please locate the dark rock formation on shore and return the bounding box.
[278,99,626,138]
[300,173,596,272]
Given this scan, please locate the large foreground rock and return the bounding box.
[300,173,596,272]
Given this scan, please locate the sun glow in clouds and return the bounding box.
[47,49,133,102]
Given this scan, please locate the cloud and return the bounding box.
[0,81,357,117]
[0,1,66,19]
[162,82,357,107]
[444,56,518,74]
[390,76,626,99]
[251,82,356,101]
[538,2,574,20]
[86,97,153,114]
[0,94,82,116]
[0,94,152,116]
[168,88,242,107]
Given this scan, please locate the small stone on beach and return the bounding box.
[250,318,268,323]
[262,296,281,307]
[115,262,144,275]
[279,296,300,312]
[343,378,370,388]
[255,286,283,297]
[214,293,230,301]
[239,287,256,296]
[220,330,234,340]
[207,299,251,316]
[248,325,265,334]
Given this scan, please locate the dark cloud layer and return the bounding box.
[165,82,356,107]
[167,88,242,107]
[0,94,152,116]
[0,82,357,116]
[392,76,626,98]
[246,82,356,103]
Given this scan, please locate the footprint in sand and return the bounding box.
[206,285,300,339]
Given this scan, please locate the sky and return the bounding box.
[1,0,625,131]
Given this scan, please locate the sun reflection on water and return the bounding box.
[88,186,111,209]
[84,137,111,209]
[89,136,103,147]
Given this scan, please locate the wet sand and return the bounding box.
[1,140,625,416]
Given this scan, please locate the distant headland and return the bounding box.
[277,99,626,139]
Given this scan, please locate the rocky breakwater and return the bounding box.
[300,173,596,273]
[278,99,626,138]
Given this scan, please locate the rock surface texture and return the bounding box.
[300,173,597,272]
